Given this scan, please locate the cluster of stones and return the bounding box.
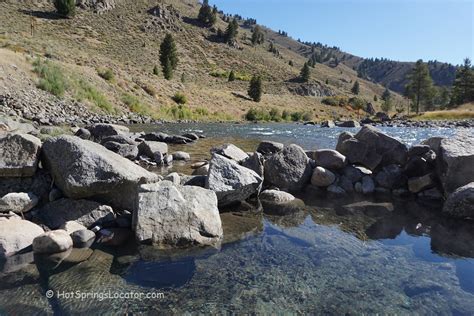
[0,124,472,272]
[319,117,473,129]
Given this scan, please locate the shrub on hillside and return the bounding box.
[54,0,75,17]
[98,68,114,81]
[172,92,187,104]
[33,59,68,97]
[322,96,349,107]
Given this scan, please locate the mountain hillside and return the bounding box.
[0,0,409,122]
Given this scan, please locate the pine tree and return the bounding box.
[405,59,435,114]
[153,65,159,76]
[54,0,75,17]
[225,18,239,44]
[351,81,360,95]
[251,25,265,46]
[300,62,310,82]
[248,75,262,102]
[451,58,474,106]
[198,0,217,26]
[373,95,378,102]
[228,70,236,82]
[159,34,178,80]
[381,88,391,101]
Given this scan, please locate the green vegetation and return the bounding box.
[210,69,251,81]
[245,107,311,122]
[405,59,435,114]
[351,80,360,95]
[54,0,75,17]
[225,18,239,44]
[122,93,151,116]
[198,0,217,26]
[251,25,265,46]
[98,68,114,81]
[142,84,157,96]
[382,88,391,101]
[300,62,310,82]
[172,92,188,104]
[450,58,474,106]
[228,70,236,82]
[160,34,178,80]
[32,59,68,97]
[322,96,349,106]
[76,80,114,113]
[248,75,263,102]
[153,65,159,76]
[381,99,393,113]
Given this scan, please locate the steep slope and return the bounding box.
[0,0,407,122]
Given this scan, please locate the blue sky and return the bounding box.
[209,0,473,65]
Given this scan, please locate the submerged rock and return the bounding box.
[0,133,42,177]
[264,144,312,192]
[42,135,158,211]
[206,154,262,206]
[134,181,223,247]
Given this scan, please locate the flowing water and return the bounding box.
[1,123,473,315]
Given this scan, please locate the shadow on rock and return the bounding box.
[431,220,474,258]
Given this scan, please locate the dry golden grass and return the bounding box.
[0,0,405,121]
[411,103,474,121]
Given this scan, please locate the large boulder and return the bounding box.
[312,149,347,170]
[133,181,223,247]
[407,174,436,193]
[311,166,336,187]
[41,136,158,210]
[211,143,249,163]
[137,141,168,159]
[256,141,284,156]
[85,124,129,142]
[338,126,407,170]
[264,144,312,192]
[32,230,73,254]
[242,152,265,178]
[442,183,474,219]
[102,142,139,160]
[336,120,360,128]
[206,154,262,206]
[0,217,44,257]
[39,198,116,229]
[438,132,474,194]
[374,165,405,189]
[0,133,42,177]
[0,192,38,214]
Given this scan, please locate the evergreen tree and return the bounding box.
[225,18,239,44]
[153,65,159,76]
[300,62,310,82]
[381,88,391,101]
[405,59,435,114]
[198,0,217,26]
[159,34,178,80]
[248,75,262,102]
[54,0,75,17]
[289,60,294,67]
[351,80,360,95]
[228,70,236,82]
[251,25,265,46]
[450,58,474,105]
[373,95,378,102]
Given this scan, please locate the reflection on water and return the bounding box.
[1,195,474,314]
[1,123,474,314]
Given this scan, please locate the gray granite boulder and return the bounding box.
[0,133,42,177]
[41,135,158,210]
[0,192,38,214]
[259,189,295,203]
[0,217,44,257]
[442,183,474,219]
[311,166,336,187]
[242,152,265,178]
[211,143,249,163]
[206,154,262,206]
[32,230,73,254]
[264,144,312,192]
[256,141,284,156]
[134,181,223,247]
[85,124,129,142]
[313,149,347,170]
[137,141,168,160]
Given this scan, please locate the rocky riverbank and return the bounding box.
[0,119,473,273]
